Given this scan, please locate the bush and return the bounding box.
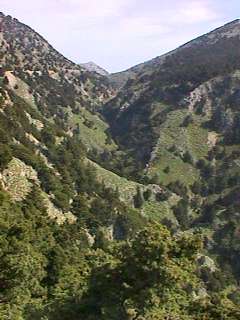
[181,114,193,127]
[134,187,144,208]
[143,189,152,201]
[0,143,12,170]
[163,166,170,174]
[182,151,194,164]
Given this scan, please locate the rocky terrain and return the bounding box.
[80,61,109,76]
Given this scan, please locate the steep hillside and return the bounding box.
[103,20,240,287]
[0,12,174,231]
[0,13,114,106]
[105,19,240,161]
[0,12,117,154]
[0,12,144,232]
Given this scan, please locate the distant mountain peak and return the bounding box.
[79,61,109,76]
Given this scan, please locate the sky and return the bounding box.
[1,0,240,72]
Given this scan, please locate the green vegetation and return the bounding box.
[1,12,240,319]
[69,107,117,152]
[86,158,142,203]
[1,210,239,319]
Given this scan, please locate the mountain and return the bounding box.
[0,13,114,107]
[0,12,153,234]
[0,12,120,154]
[103,18,240,295]
[104,19,240,162]
[80,61,109,76]
[1,12,240,319]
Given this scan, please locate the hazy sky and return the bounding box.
[1,0,240,72]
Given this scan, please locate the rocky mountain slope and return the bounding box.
[0,12,153,233]
[103,18,240,291]
[104,19,240,167]
[1,12,240,319]
[0,12,118,153]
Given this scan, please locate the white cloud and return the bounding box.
[103,0,220,40]
[55,0,131,19]
[177,1,219,23]
[119,16,170,39]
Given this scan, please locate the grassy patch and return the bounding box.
[148,110,209,187]
[86,158,141,203]
[70,108,117,152]
[142,193,179,224]
[149,150,200,186]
